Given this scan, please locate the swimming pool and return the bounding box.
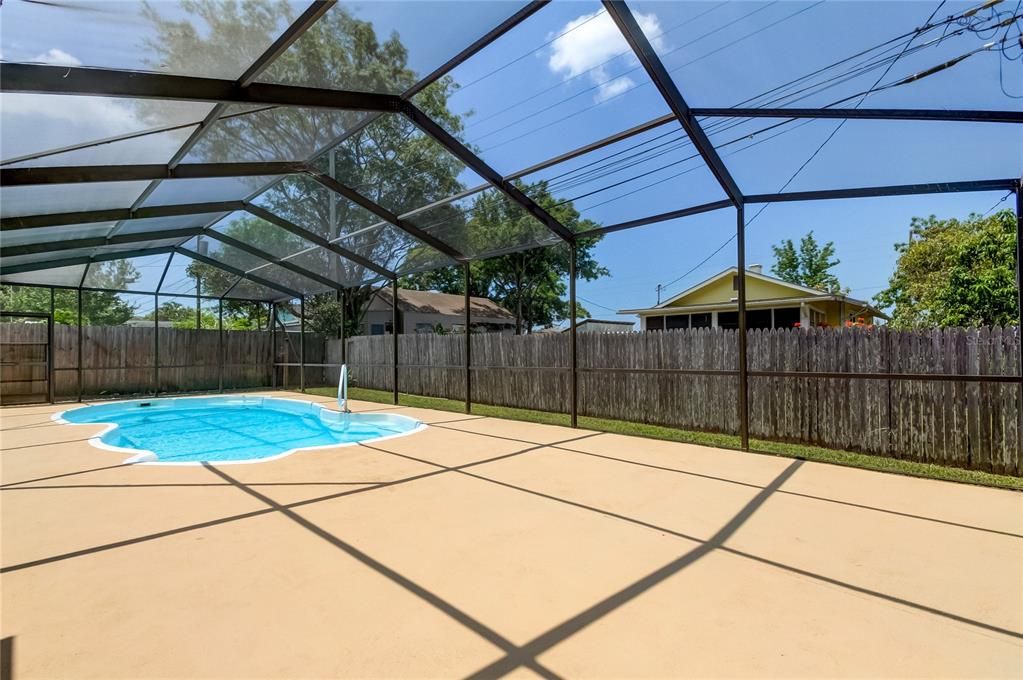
[55,396,424,464]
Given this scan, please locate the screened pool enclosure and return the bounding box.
[1,0,1021,451]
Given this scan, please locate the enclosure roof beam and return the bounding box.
[175,247,300,300]
[203,231,344,292]
[690,108,1023,124]
[0,63,403,113]
[0,227,206,258]
[0,162,307,186]
[0,201,245,231]
[401,102,577,244]
[0,245,176,276]
[305,171,466,261]
[242,204,395,280]
[408,0,550,98]
[238,0,336,88]
[603,0,743,206]
[577,199,734,238]
[745,179,1018,203]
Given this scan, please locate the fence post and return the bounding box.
[154,292,160,396]
[465,262,472,414]
[47,287,55,404]
[392,278,399,405]
[736,202,750,450]
[270,302,278,390]
[299,296,306,393]
[77,287,83,402]
[569,243,578,427]
[218,298,224,394]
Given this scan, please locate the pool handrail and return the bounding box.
[337,364,350,413]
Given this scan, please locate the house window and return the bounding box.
[774,307,800,328]
[809,308,827,327]
[415,323,435,334]
[691,313,712,328]
[717,311,739,329]
[646,316,664,331]
[746,309,772,330]
[666,314,689,330]
[370,323,385,336]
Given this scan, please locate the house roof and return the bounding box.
[376,288,515,322]
[564,319,635,330]
[619,267,886,318]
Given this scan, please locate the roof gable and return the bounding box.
[658,267,833,308]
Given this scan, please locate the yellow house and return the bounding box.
[620,265,886,331]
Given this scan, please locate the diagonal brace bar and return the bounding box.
[401,102,576,243]
[603,0,743,205]
[243,204,395,280]
[305,171,466,260]
[204,231,344,291]
[176,247,301,300]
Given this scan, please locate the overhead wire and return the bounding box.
[656,0,955,296]
[388,3,1017,248]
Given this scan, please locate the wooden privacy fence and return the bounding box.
[339,327,1021,475]
[1,323,279,398]
[2,321,1018,474]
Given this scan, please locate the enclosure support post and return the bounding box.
[47,287,55,404]
[154,292,160,396]
[736,203,750,450]
[218,298,224,394]
[1015,180,1022,470]
[270,302,278,390]
[569,243,578,428]
[77,287,83,402]
[299,296,306,393]
[464,262,471,414]
[392,278,399,406]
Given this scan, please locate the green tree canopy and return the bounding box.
[0,261,139,326]
[874,210,1018,328]
[401,182,608,333]
[147,0,471,334]
[771,231,843,293]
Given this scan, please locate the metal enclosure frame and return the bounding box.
[0,0,1020,452]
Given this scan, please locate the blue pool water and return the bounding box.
[58,396,422,463]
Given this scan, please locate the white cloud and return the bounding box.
[31,48,82,66]
[1,47,209,162]
[547,9,666,103]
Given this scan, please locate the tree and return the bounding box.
[141,301,219,329]
[0,260,139,326]
[771,231,843,293]
[144,0,470,335]
[401,182,608,333]
[874,210,1017,328]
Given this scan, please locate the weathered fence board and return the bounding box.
[3,321,1018,474]
[339,326,1020,475]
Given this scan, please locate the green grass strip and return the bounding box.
[301,386,1023,491]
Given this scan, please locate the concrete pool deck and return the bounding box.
[1,391,1021,678]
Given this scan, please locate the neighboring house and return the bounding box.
[621,265,886,331]
[363,288,516,335]
[563,319,635,334]
[124,317,175,329]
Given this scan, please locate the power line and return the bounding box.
[656,0,989,297]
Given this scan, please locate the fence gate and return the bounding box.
[0,312,54,405]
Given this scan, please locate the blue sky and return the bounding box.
[1,0,1020,325]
